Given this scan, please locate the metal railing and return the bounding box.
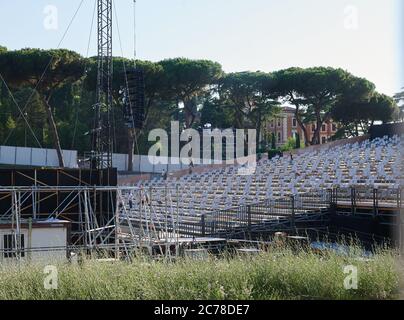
[204,190,331,237]
[169,186,402,238]
[1,185,401,261]
[330,186,403,215]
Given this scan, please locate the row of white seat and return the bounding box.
[120,136,403,217]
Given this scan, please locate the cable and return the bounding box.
[133,0,137,68]
[2,0,86,147]
[131,0,144,175]
[72,0,98,150]
[113,0,144,176]
[85,0,97,59]
[0,73,43,148]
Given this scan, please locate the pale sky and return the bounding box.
[0,0,402,95]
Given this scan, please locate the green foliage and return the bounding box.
[0,48,85,96]
[295,133,301,149]
[159,58,224,128]
[393,91,404,122]
[273,67,377,145]
[394,89,404,121]
[280,137,296,152]
[217,71,280,149]
[0,47,396,155]
[0,48,86,165]
[5,116,16,130]
[332,93,399,137]
[0,246,398,300]
[200,100,234,129]
[271,132,276,150]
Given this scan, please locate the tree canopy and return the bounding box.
[0,48,85,166]
[332,92,399,136]
[217,71,280,148]
[0,46,399,167]
[159,58,223,128]
[394,89,404,121]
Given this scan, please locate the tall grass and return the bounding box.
[0,246,399,300]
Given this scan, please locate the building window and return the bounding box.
[292,118,297,127]
[332,123,337,132]
[322,137,327,144]
[270,120,274,128]
[3,234,25,258]
[277,119,281,127]
[312,124,316,132]
[322,124,326,132]
[277,132,281,142]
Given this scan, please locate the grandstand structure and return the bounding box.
[128,136,402,212]
[114,135,403,251]
[0,135,402,259]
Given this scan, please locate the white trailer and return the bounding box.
[0,219,70,263]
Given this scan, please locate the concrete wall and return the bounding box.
[0,146,78,168]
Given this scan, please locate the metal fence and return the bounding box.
[330,186,403,215]
[168,186,403,238]
[203,189,331,237]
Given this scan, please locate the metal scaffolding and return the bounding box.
[93,0,113,169]
[0,185,401,261]
[0,186,183,261]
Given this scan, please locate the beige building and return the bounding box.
[266,106,338,147]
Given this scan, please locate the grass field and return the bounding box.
[0,246,399,300]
